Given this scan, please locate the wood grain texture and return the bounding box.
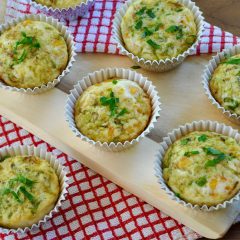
[195,0,240,37]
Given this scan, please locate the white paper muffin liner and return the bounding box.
[154,120,240,211]
[28,0,95,21]
[202,45,240,124]
[65,68,161,151]
[0,14,76,94]
[0,145,68,234]
[112,0,205,72]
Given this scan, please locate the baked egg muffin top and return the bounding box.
[163,131,240,206]
[74,79,152,143]
[0,20,68,89]
[0,155,60,229]
[210,54,240,115]
[34,0,85,8]
[121,0,197,61]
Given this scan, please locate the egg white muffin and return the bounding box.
[0,156,60,229]
[34,0,85,8]
[210,54,240,115]
[163,131,240,206]
[74,79,151,143]
[0,20,68,89]
[121,0,197,61]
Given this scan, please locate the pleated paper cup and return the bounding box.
[65,68,161,151]
[202,45,240,124]
[113,0,204,72]
[154,120,240,211]
[29,0,95,21]
[0,14,76,94]
[0,145,68,234]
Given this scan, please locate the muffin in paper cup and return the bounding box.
[0,14,76,94]
[154,120,240,211]
[0,145,68,234]
[28,0,95,21]
[112,0,205,72]
[65,68,161,152]
[202,45,240,124]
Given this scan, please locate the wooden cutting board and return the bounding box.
[0,52,239,239]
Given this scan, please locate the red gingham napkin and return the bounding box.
[0,115,201,240]
[5,0,240,54]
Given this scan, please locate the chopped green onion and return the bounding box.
[116,108,128,118]
[184,150,199,157]
[203,147,224,155]
[205,154,225,167]
[146,39,160,49]
[100,91,119,117]
[135,20,143,30]
[142,27,154,37]
[195,176,207,186]
[198,134,207,142]
[224,98,239,110]
[136,7,146,16]
[19,186,35,204]
[146,9,155,18]
[223,58,240,65]
[180,138,191,145]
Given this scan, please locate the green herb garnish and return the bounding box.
[195,176,207,186]
[2,188,22,203]
[136,7,146,16]
[13,32,40,65]
[203,147,224,155]
[135,20,143,30]
[204,154,226,167]
[143,27,154,37]
[116,108,128,118]
[112,80,118,85]
[184,150,199,157]
[13,49,27,64]
[146,9,155,18]
[224,98,239,110]
[147,39,160,49]
[176,8,183,12]
[223,58,240,65]
[100,91,128,118]
[19,186,36,204]
[166,25,183,39]
[12,175,36,188]
[100,91,119,117]
[131,65,141,69]
[180,138,191,145]
[198,134,207,142]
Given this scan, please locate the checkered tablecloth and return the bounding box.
[0,116,202,240]
[5,0,240,54]
[1,0,240,239]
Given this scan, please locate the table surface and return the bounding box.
[0,0,240,239]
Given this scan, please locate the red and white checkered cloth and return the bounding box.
[5,0,240,54]
[0,116,202,240]
[1,0,240,239]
